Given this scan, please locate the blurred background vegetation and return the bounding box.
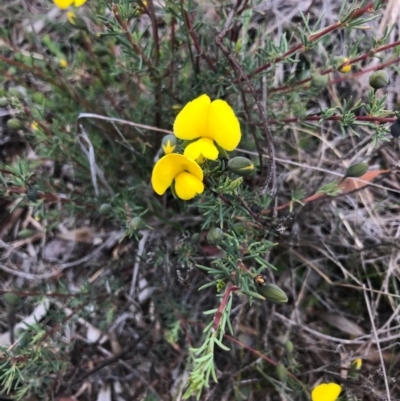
[0,0,400,400]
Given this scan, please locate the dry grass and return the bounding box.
[1,0,400,400]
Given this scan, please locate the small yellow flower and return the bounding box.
[311,383,341,401]
[151,154,204,200]
[53,0,87,10]
[59,59,68,68]
[31,121,39,131]
[173,94,241,161]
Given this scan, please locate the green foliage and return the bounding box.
[0,0,398,399]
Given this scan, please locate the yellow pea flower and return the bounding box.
[151,154,204,200]
[173,94,241,161]
[311,383,342,401]
[59,59,68,68]
[53,0,87,10]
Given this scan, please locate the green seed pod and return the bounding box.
[259,283,288,304]
[6,118,24,130]
[99,203,112,215]
[32,92,45,104]
[26,185,38,202]
[129,216,143,231]
[17,330,31,348]
[161,134,177,154]
[67,11,87,30]
[0,97,9,107]
[207,227,224,245]
[311,73,329,89]
[345,162,368,178]
[227,157,254,177]
[276,362,287,382]
[284,340,294,354]
[390,118,400,138]
[369,70,389,90]
[17,229,35,239]
[8,86,27,100]
[4,292,22,306]
[190,233,200,245]
[92,44,109,57]
[215,143,229,159]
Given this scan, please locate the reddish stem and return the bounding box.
[212,282,238,331]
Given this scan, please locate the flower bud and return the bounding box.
[390,118,400,138]
[334,56,351,73]
[351,358,362,370]
[311,73,329,89]
[349,358,362,378]
[276,363,287,382]
[59,59,68,68]
[259,283,288,304]
[8,87,26,100]
[99,203,112,215]
[190,233,200,245]
[369,70,389,90]
[207,227,224,245]
[227,157,254,177]
[129,216,143,231]
[6,118,24,130]
[161,135,177,154]
[345,162,368,178]
[17,229,35,239]
[26,185,38,202]
[93,44,109,57]
[284,340,294,354]
[67,11,87,30]
[0,97,9,107]
[4,292,22,306]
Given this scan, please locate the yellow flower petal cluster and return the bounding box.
[151,154,204,200]
[173,94,241,161]
[151,94,240,200]
[53,0,87,10]
[311,383,342,401]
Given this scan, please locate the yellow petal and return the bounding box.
[74,0,87,6]
[53,0,74,9]
[184,138,219,161]
[174,172,204,200]
[311,383,342,401]
[151,154,203,196]
[173,94,211,140]
[207,99,241,151]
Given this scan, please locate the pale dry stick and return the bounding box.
[289,246,400,299]
[129,230,150,298]
[78,125,114,196]
[0,232,124,280]
[363,287,392,401]
[77,113,173,135]
[378,224,400,312]
[78,127,99,197]
[281,268,312,349]
[238,148,400,195]
[275,312,400,345]
[332,200,364,249]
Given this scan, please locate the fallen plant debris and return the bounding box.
[1,0,400,400]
